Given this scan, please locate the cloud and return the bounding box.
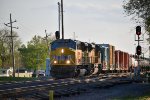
[63,0,126,25]
[65,0,123,13]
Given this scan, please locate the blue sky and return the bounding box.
[0,0,149,56]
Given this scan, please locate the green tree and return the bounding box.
[123,0,150,33]
[19,35,54,70]
[0,28,21,68]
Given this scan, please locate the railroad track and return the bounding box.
[0,73,132,99]
[0,79,78,98]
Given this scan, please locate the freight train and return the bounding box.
[50,34,150,78]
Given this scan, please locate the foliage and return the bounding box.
[0,28,55,70]
[123,0,150,33]
[19,35,54,70]
[0,28,21,68]
[113,92,150,100]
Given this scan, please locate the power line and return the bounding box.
[4,13,18,77]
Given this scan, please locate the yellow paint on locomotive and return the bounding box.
[50,48,75,65]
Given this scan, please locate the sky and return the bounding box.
[0,0,149,56]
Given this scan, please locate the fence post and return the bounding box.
[49,90,53,100]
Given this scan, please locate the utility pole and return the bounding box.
[61,0,64,39]
[58,2,61,33]
[138,33,140,73]
[73,32,75,40]
[44,30,51,54]
[73,32,78,40]
[149,34,150,64]
[4,13,18,77]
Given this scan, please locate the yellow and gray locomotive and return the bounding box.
[50,37,102,78]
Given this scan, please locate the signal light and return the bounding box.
[136,26,141,35]
[55,31,60,39]
[136,45,141,55]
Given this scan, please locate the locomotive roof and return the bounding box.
[52,39,93,44]
[51,39,76,50]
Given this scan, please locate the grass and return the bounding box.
[113,92,150,100]
[0,77,37,83]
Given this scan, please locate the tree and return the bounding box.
[0,29,9,67]
[0,28,21,68]
[19,35,54,70]
[123,0,150,33]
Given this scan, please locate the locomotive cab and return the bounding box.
[50,39,77,78]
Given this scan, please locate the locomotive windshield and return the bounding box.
[51,39,76,50]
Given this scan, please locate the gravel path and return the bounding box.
[55,82,150,100]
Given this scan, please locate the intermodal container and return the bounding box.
[99,44,109,70]
[99,44,115,71]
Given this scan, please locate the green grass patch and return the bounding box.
[113,92,150,100]
[0,77,37,82]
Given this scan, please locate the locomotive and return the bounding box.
[50,38,99,78]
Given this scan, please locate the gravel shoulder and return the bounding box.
[55,82,150,100]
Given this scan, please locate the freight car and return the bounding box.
[98,44,115,72]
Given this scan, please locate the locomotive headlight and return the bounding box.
[54,60,57,64]
[61,49,64,53]
[66,60,70,64]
